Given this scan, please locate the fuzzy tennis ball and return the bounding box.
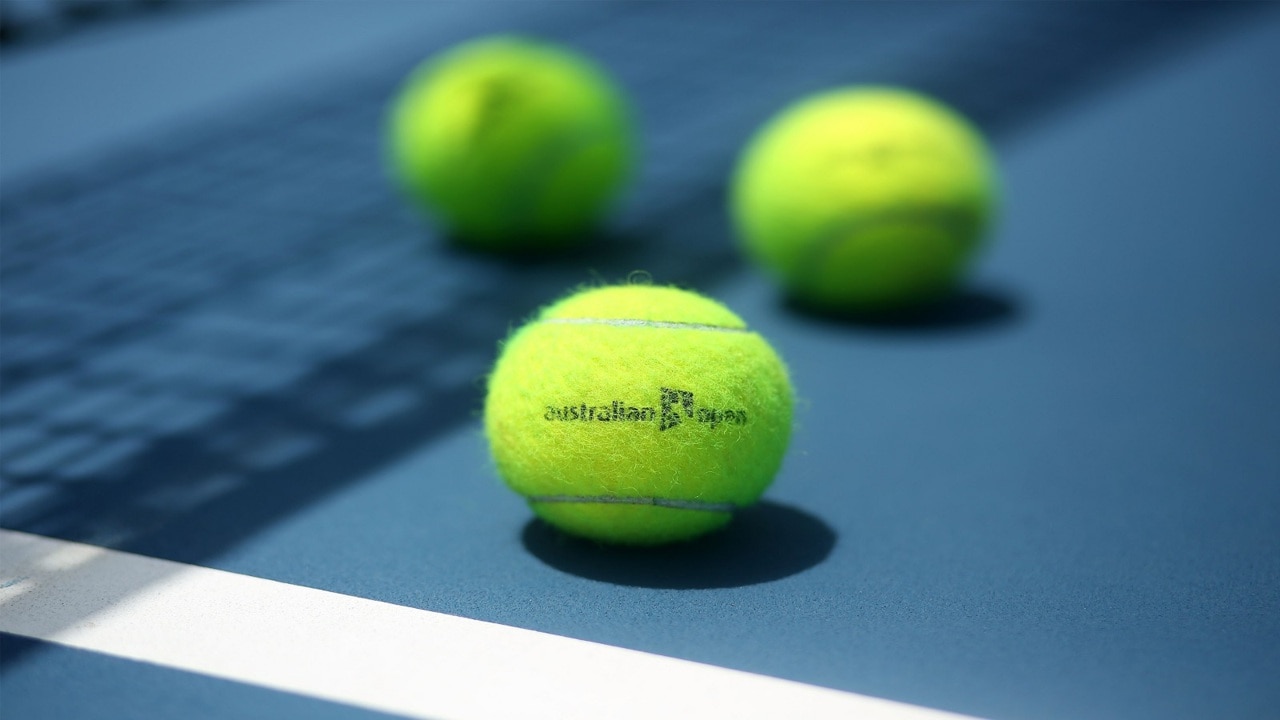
[387,36,633,251]
[732,87,998,312]
[484,284,794,545]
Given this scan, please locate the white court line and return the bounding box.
[0,529,976,720]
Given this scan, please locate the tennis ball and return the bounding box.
[387,36,633,251]
[484,284,793,545]
[732,87,998,312]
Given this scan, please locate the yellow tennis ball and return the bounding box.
[732,87,998,312]
[387,36,633,251]
[484,285,794,545]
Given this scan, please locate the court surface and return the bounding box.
[2,3,1278,719]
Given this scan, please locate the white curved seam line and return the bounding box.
[542,318,750,333]
[526,495,738,512]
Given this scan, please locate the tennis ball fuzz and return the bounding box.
[732,87,998,312]
[484,285,794,545]
[388,36,633,251]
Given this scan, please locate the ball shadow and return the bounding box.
[435,228,649,268]
[520,500,836,589]
[784,283,1023,334]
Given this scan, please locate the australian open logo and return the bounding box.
[544,387,748,431]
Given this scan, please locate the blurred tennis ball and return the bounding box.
[388,36,634,251]
[732,87,998,313]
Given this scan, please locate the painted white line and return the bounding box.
[0,529,976,720]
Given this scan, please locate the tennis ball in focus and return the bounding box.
[732,87,998,312]
[388,36,633,251]
[484,284,794,545]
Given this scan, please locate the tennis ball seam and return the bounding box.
[797,205,981,282]
[501,123,620,236]
[541,317,751,333]
[525,495,737,512]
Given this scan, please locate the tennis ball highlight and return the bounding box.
[388,36,633,251]
[732,87,998,312]
[484,284,794,545]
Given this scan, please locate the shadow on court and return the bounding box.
[521,501,836,589]
[782,283,1023,334]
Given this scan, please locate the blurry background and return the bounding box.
[2,3,1279,719]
